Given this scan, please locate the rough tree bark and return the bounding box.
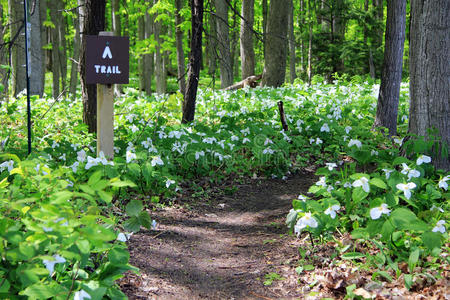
[408,0,449,171]
[154,2,166,94]
[175,0,186,98]
[207,8,217,78]
[182,0,203,124]
[373,0,406,136]
[307,0,313,84]
[261,0,289,87]
[30,0,44,96]
[138,13,145,91]
[288,0,297,83]
[8,0,26,96]
[80,0,106,133]
[69,1,82,99]
[213,0,233,88]
[144,1,154,94]
[240,0,255,79]
[50,0,61,98]
[112,0,123,95]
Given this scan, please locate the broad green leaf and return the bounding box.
[126,200,143,217]
[369,178,387,189]
[390,208,428,231]
[286,209,298,229]
[421,232,442,251]
[123,217,141,233]
[108,247,130,265]
[50,191,73,204]
[109,179,136,188]
[392,156,410,166]
[138,211,152,230]
[404,274,413,290]
[97,190,113,203]
[352,188,368,203]
[372,271,393,282]
[20,282,64,298]
[351,228,369,239]
[88,171,102,186]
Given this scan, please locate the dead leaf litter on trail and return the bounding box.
[118,172,449,300]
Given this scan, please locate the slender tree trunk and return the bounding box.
[50,0,61,98]
[409,0,449,171]
[0,5,8,101]
[59,11,67,94]
[298,0,305,74]
[240,0,255,79]
[175,0,186,98]
[112,0,123,95]
[214,0,233,88]
[288,0,297,83]
[144,1,154,94]
[207,9,217,78]
[374,0,406,136]
[154,3,166,94]
[262,0,267,59]
[69,4,81,99]
[261,0,289,87]
[9,0,26,96]
[230,1,239,79]
[138,14,145,91]
[80,0,106,133]
[182,0,203,124]
[307,0,313,84]
[30,0,44,96]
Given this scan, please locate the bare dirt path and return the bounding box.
[119,171,316,299]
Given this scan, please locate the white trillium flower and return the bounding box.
[371,150,379,156]
[352,177,370,193]
[51,141,60,149]
[430,205,444,213]
[320,123,330,132]
[345,126,352,134]
[151,156,164,167]
[438,175,449,190]
[316,138,323,145]
[325,163,337,171]
[401,163,411,175]
[126,151,137,163]
[117,232,133,242]
[0,160,14,172]
[71,161,79,173]
[85,156,98,170]
[343,182,352,188]
[432,220,446,233]
[74,290,91,300]
[407,169,421,181]
[294,212,318,235]
[370,203,391,220]
[43,254,66,274]
[382,168,394,179]
[151,220,157,230]
[324,204,340,219]
[416,155,431,165]
[316,176,327,188]
[242,137,250,144]
[393,137,403,146]
[165,179,175,188]
[298,195,307,202]
[348,139,362,149]
[396,182,417,200]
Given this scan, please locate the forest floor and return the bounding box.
[118,171,448,300]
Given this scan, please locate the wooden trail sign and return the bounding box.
[86,35,129,84]
[86,32,129,159]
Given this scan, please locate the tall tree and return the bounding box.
[144,1,154,95]
[138,12,146,91]
[261,0,289,87]
[154,2,166,94]
[408,0,449,171]
[240,0,255,79]
[80,0,106,133]
[373,0,406,136]
[8,0,26,96]
[111,0,123,95]
[69,0,83,99]
[0,4,8,100]
[175,0,186,98]
[213,0,233,88]
[30,0,45,96]
[288,0,297,83]
[182,0,203,123]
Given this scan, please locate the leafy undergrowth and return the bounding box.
[0,75,448,298]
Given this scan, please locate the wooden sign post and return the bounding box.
[86,32,129,159]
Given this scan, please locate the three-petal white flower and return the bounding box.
[294,212,318,235]
[74,290,91,300]
[396,182,416,200]
[438,175,449,191]
[432,220,446,233]
[352,177,370,193]
[348,139,362,149]
[370,203,391,220]
[43,254,66,274]
[416,155,431,165]
[324,205,340,219]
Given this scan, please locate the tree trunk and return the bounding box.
[175,0,186,98]
[0,4,9,101]
[29,0,44,96]
[49,0,64,98]
[154,4,166,94]
[58,9,67,95]
[240,0,255,79]
[298,0,305,74]
[374,0,406,136]
[138,14,145,91]
[80,0,106,133]
[144,1,154,94]
[262,0,267,59]
[112,0,123,95]
[9,0,26,96]
[307,0,313,84]
[288,0,297,83]
[409,0,449,171]
[69,3,82,99]
[213,0,233,88]
[182,0,203,124]
[230,1,239,79]
[261,0,289,87]
[207,10,217,78]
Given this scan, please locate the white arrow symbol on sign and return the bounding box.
[102,46,112,59]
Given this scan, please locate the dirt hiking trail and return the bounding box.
[119,171,316,299]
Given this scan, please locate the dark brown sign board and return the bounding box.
[85,35,129,84]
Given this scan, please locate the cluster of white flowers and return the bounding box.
[0,160,14,173]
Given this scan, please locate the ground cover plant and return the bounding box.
[0,77,448,298]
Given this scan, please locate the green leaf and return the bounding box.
[20,283,63,298]
[108,247,130,265]
[421,232,442,251]
[123,217,141,233]
[404,274,413,290]
[370,178,387,189]
[88,171,102,186]
[351,228,369,239]
[372,271,393,282]
[408,248,420,273]
[110,179,136,188]
[126,200,143,217]
[390,208,428,231]
[50,191,73,204]
[138,211,152,230]
[286,209,298,229]
[341,252,365,260]
[352,188,368,203]
[97,190,113,203]
[392,156,410,166]
[0,279,10,293]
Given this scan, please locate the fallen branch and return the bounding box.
[223,74,262,91]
